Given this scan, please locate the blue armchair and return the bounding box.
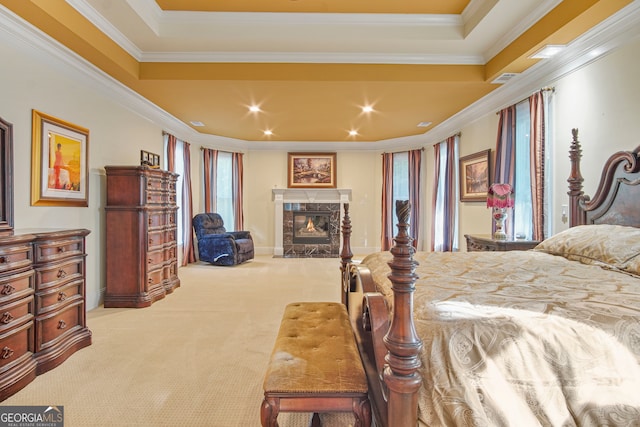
[192,213,254,266]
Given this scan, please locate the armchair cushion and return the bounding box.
[193,213,254,266]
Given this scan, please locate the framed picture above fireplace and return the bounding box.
[287,152,337,188]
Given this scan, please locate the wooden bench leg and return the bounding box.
[309,412,321,427]
[261,397,279,427]
[353,397,372,427]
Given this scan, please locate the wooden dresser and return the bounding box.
[104,166,180,308]
[0,229,92,400]
[464,234,540,252]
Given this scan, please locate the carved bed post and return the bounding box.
[340,203,353,307]
[568,128,587,226]
[383,200,423,427]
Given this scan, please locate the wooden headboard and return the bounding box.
[568,128,640,228]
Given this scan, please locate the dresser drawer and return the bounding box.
[33,237,84,264]
[0,296,34,334]
[0,269,35,305]
[35,279,83,315]
[35,300,84,353]
[34,258,84,292]
[0,320,34,371]
[0,244,33,275]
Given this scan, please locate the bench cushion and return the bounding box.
[264,302,368,394]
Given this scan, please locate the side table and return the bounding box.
[464,234,540,252]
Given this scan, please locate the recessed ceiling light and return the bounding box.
[249,105,260,112]
[349,130,358,136]
[362,106,373,113]
[530,44,566,59]
[190,121,205,127]
[417,121,432,128]
[263,130,273,136]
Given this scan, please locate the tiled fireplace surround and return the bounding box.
[272,189,352,258]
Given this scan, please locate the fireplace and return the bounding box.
[272,188,351,258]
[293,211,331,244]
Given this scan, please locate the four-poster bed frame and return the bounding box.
[339,129,640,426]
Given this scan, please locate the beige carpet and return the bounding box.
[3,256,362,427]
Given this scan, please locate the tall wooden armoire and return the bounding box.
[104,166,180,308]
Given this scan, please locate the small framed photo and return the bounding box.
[31,110,89,207]
[141,150,160,168]
[459,149,490,202]
[287,152,337,188]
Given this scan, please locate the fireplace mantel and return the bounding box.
[272,188,351,256]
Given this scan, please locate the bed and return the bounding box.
[339,129,640,427]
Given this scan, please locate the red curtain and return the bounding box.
[180,141,196,265]
[408,149,422,249]
[232,152,244,231]
[202,148,217,213]
[529,91,546,241]
[381,152,394,251]
[493,106,516,239]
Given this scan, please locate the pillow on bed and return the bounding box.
[534,224,640,275]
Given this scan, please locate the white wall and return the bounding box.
[1,22,168,310]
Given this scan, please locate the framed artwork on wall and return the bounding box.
[31,110,89,207]
[287,152,337,188]
[459,149,490,202]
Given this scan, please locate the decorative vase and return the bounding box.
[493,208,508,240]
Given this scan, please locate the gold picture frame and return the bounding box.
[287,152,337,188]
[31,110,89,207]
[459,149,490,202]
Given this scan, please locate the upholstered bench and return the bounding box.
[261,302,371,427]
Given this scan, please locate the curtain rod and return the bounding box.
[382,147,425,155]
[495,87,555,114]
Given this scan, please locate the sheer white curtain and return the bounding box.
[432,135,459,251]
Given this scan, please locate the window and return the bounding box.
[433,137,459,251]
[514,100,533,240]
[392,151,408,236]
[164,137,186,245]
[215,152,235,230]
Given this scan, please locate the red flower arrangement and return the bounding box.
[487,183,514,209]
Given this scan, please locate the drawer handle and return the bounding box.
[0,284,14,295]
[58,320,67,330]
[149,238,154,245]
[1,312,14,324]
[0,256,5,264]
[57,269,67,279]
[149,218,153,225]
[57,246,66,253]
[1,346,14,359]
[58,292,67,301]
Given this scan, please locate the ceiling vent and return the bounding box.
[491,73,519,84]
[417,121,432,128]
